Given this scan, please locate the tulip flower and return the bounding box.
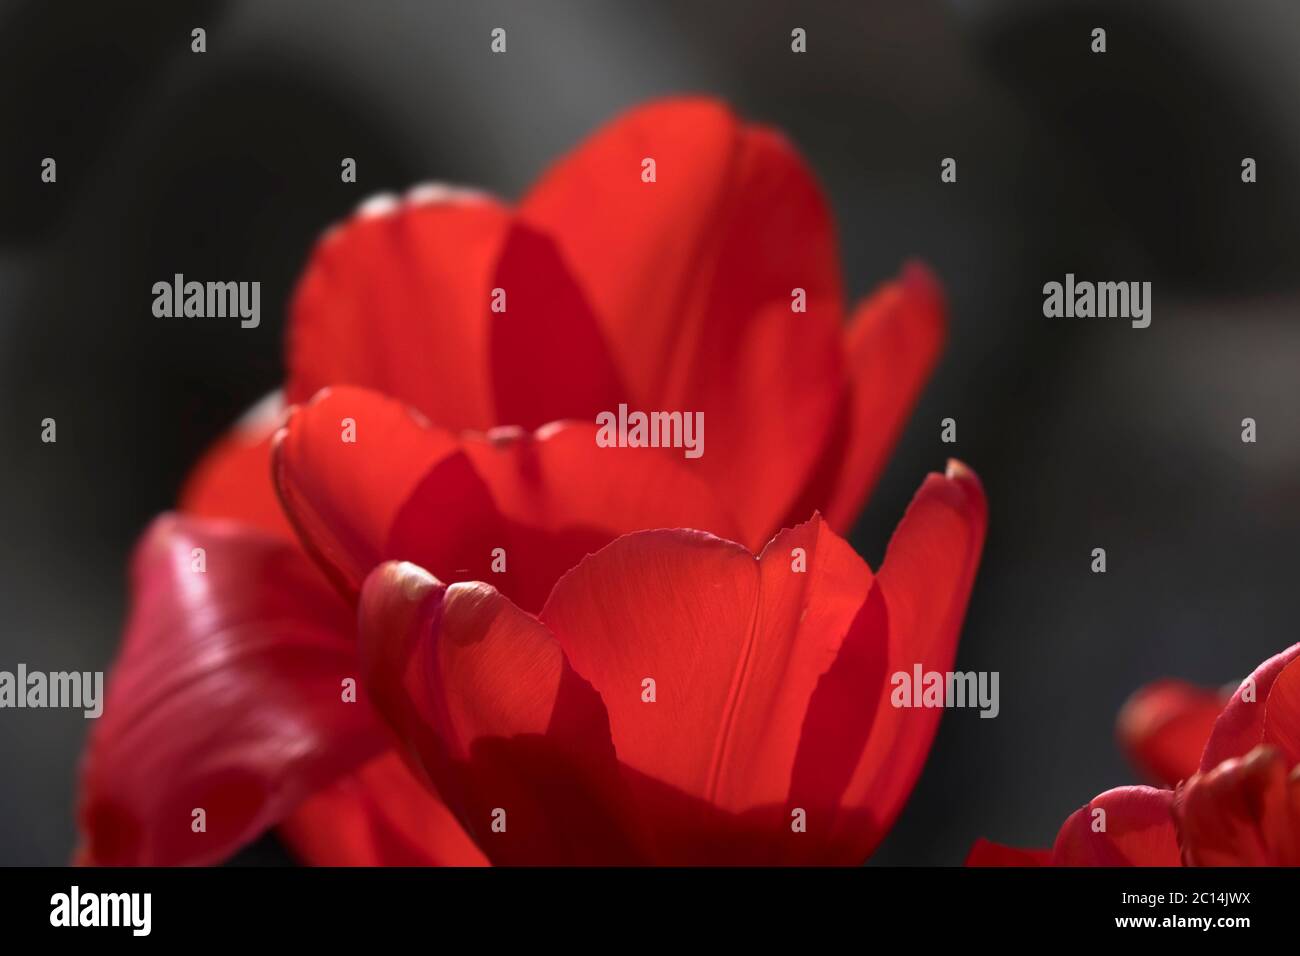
[78,97,982,865]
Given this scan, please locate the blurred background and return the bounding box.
[1,0,1298,865]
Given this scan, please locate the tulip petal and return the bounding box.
[540,517,878,822]
[279,752,487,866]
[829,461,987,857]
[1200,642,1300,771]
[272,386,471,596]
[1050,786,1181,866]
[286,189,506,432]
[965,838,1050,866]
[821,263,947,531]
[179,390,293,539]
[286,187,625,433]
[358,562,634,864]
[523,97,846,549]
[77,515,382,866]
[1117,679,1230,787]
[1174,746,1300,866]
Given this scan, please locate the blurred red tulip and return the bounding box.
[968,642,1300,867]
[78,97,976,866]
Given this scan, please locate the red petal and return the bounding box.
[272,386,468,596]
[275,386,740,611]
[279,752,487,866]
[286,189,505,432]
[829,461,987,858]
[1174,745,1300,866]
[1050,786,1181,866]
[540,517,878,826]
[1200,642,1300,771]
[77,516,382,866]
[965,838,1050,867]
[522,97,846,549]
[286,188,625,433]
[358,562,633,865]
[179,391,293,539]
[821,263,946,531]
[1117,679,1230,787]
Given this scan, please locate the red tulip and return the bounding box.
[78,97,978,865]
[968,642,1300,866]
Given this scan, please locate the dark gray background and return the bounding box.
[1,0,1297,865]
